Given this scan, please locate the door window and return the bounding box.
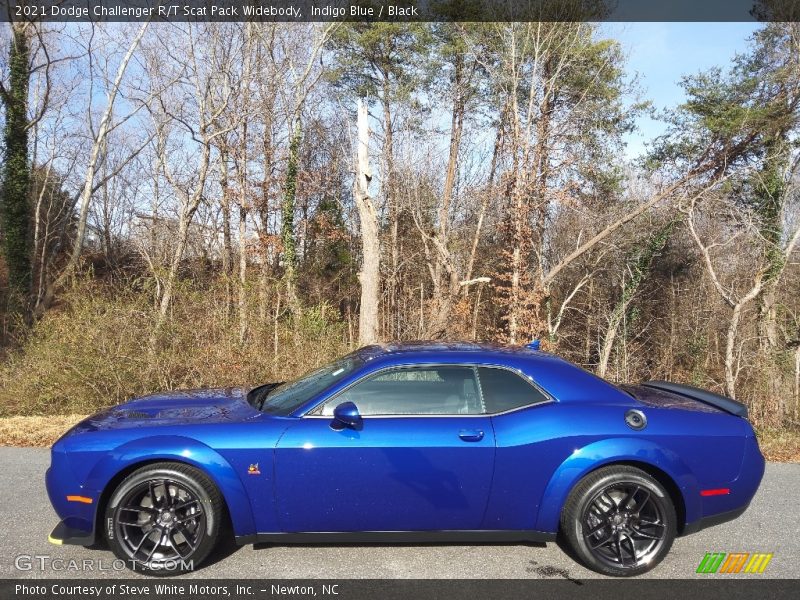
[314,366,483,416]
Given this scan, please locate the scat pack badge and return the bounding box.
[247,463,261,476]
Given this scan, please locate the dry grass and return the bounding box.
[0,414,87,447]
[0,278,350,417]
[756,428,800,463]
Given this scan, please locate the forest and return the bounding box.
[0,20,798,447]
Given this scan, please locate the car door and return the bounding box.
[273,365,495,532]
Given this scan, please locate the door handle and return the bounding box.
[458,429,484,442]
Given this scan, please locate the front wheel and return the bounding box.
[560,465,677,577]
[105,462,223,575]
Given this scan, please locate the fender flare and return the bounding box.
[84,435,256,537]
[534,437,701,532]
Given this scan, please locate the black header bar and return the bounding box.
[2,0,799,23]
[4,579,800,600]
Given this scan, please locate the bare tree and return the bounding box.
[353,98,379,345]
[146,24,243,340]
[35,22,149,317]
[685,193,800,400]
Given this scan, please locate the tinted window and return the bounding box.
[478,367,548,413]
[318,366,482,416]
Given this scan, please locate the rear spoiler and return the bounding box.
[641,380,748,418]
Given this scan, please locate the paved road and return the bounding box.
[1,448,797,579]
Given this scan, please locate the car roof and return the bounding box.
[355,340,538,360]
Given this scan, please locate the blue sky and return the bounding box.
[601,22,761,158]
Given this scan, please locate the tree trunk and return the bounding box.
[258,111,274,325]
[238,202,248,344]
[755,136,789,354]
[426,56,467,337]
[0,24,32,315]
[237,112,250,344]
[757,284,780,351]
[354,99,380,346]
[151,135,213,344]
[724,302,745,400]
[381,93,397,339]
[220,153,233,321]
[508,191,525,345]
[31,160,53,308]
[281,122,301,311]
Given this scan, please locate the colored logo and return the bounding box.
[696,552,773,574]
[247,463,261,475]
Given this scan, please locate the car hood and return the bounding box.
[67,387,263,434]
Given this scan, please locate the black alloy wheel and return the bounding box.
[561,465,677,576]
[105,462,223,575]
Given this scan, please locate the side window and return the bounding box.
[317,366,483,416]
[478,367,549,413]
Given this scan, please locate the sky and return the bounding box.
[602,22,761,159]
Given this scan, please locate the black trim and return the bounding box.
[49,520,95,546]
[642,381,748,418]
[235,530,556,546]
[680,505,749,536]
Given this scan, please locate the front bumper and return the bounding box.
[48,520,95,546]
[46,447,98,546]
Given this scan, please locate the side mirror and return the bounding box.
[332,401,362,430]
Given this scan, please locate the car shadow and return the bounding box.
[252,540,548,550]
[203,532,244,567]
[200,514,246,568]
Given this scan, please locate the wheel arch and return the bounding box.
[86,436,256,540]
[534,437,700,534]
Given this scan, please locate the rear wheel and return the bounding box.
[560,465,677,577]
[105,462,223,575]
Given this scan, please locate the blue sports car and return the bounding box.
[46,341,764,576]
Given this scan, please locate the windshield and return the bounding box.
[254,354,364,415]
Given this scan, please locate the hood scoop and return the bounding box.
[119,410,154,419]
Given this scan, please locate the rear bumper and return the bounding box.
[681,504,749,536]
[682,432,764,535]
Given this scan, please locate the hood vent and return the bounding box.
[119,410,154,419]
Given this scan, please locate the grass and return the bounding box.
[0,278,350,417]
[0,414,87,447]
[755,427,800,463]
[1,416,798,464]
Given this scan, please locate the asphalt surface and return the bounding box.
[1,447,797,580]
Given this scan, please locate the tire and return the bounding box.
[104,462,224,576]
[560,465,677,577]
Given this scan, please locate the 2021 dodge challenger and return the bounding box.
[46,341,765,576]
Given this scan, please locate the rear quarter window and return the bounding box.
[478,367,549,413]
